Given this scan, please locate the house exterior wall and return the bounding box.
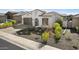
[62,20,67,28]
[0,16,7,20]
[40,16,58,28]
[0,15,7,23]
[32,10,44,19]
[35,14,62,28]
[32,10,45,26]
[48,15,62,27]
[37,17,42,27]
[72,17,79,28]
[48,16,57,27]
[13,15,22,24]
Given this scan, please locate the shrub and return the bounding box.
[55,26,62,39]
[55,26,62,33]
[2,23,7,28]
[55,19,63,27]
[11,20,16,24]
[53,22,62,41]
[0,24,2,28]
[55,32,61,40]
[9,22,13,26]
[53,23,60,29]
[0,20,16,29]
[5,22,10,27]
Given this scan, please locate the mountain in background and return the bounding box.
[0,9,79,15]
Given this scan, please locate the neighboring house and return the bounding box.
[22,9,62,28]
[72,14,79,28]
[62,15,73,29]
[0,13,7,23]
[13,11,27,24]
[5,11,18,19]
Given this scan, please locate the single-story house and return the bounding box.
[62,15,73,29]
[63,14,79,29]
[5,11,18,19]
[22,9,62,28]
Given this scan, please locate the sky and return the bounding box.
[45,9,79,15]
[0,9,79,15]
[0,0,79,15]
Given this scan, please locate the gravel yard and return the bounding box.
[2,27,79,50]
[16,29,79,50]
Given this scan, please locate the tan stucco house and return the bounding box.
[21,9,62,28]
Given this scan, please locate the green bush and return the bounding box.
[11,20,16,24]
[9,22,13,26]
[0,24,2,28]
[55,19,63,27]
[53,22,62,41]
[55,26,62,39]
[53,23,60,29]
[5,22,10,27]
[0,20,16,29]
[55,26,62,33]
[2,23,7,28]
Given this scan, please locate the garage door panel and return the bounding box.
[24,18,32,26]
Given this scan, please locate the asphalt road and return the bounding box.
[0,38,24,50]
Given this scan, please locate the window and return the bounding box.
[42,18,48,25]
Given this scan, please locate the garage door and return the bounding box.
[23,18,32,26]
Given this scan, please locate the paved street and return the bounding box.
[0,38,24,50]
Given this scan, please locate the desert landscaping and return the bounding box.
[0,9,79,50]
